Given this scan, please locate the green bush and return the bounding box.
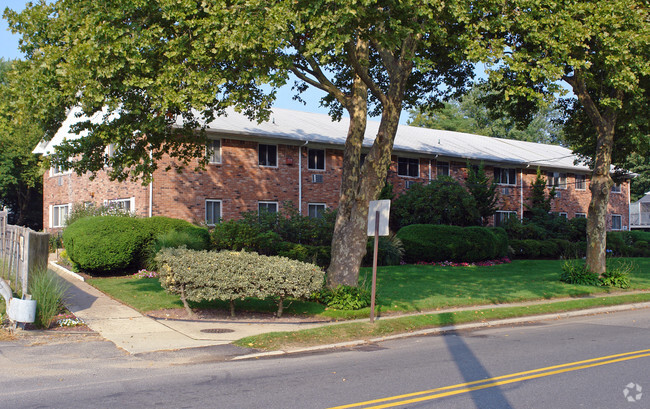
[397,224,504,263]
[146,229,210,269]
[315,285,371,310]
[29,268,68,329]
[156,248,324,317]
[600,259,634,288]
[560,260,600,286]
[362,234,405,267]
[64,215,207,275]
[509,239,541,259]
[489,227,510,258]
[607,231,650,257]
[211,219,283,255]
[65,203,136,227]
[391,177,480,230]
[277,243,331,268]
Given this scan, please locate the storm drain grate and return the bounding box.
[200,328,235,334]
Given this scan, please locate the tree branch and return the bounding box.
[345,38,388,106]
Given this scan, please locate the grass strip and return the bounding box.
[234,292,650,351]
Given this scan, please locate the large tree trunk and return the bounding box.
[585,128,615,275]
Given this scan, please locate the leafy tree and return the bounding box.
[527,168,556,217]
[6,0,475,287]
[0,59,44,229]
[471,0,649,275]
[408,83,565,144]
[625,153,650,203]
[465,162,498,226]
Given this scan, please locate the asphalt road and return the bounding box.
[1,308,649,408]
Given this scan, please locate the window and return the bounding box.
[398,157,419,177]
[106,198,134,213]
[547,172,567,189]
[575,213,587,218]
[308,149,325,170]
[205,200,222,226]
[612,214,622,230]
[437,161,450,177]
[405,180,418,189]
[106,143,116,158]
[258,201,278,214]
[611,183,622,193]
[259,144,277,167]
[52,204,70,228]
[50,163,70,177]
[495,211,517,227]
[308,203,326,219]
[559,212,568,219]
[575,174,586,190]
[207,139,221,164]
[494,168,517,185]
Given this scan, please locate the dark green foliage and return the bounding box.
[277,244,331,268]
[146,229,210,269]
[211,203,336,263]
[391,177,480,230]
[66,203,135,227]
[528,168,556,214]
[560,259,633,289]
[510,238,586,259]
[315,285,371,310]
[560,260,600,286]
[509,239,541,259]
[607,231,650,257]
[362,234,405,267]
[396,224,505,263]
[63,215,207,275]
[489,227,510,258]
[465,162,499,226]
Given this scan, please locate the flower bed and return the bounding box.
[412,257,511,267]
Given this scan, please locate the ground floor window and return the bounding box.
[575,213,586,218]
[258,201,278,214]
[308,203,326,219]
[559,212,568,219]
[52,204,70,228]
[106,197,134,213]
[495,211,517,227]
[205,200,222,226]
[612,214,622,230]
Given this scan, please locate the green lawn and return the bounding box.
[87,258,650,319]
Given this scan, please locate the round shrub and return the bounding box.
[396,224,503,263]
[63,216,151,274]
[211,219,282,255]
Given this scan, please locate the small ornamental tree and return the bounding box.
[465,162,499,226]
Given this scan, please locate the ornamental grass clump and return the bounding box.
[28,268,68,329]
[156,248,324,317]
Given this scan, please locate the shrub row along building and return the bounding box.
[34,107,631,232]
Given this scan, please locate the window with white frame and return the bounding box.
[495,211,517,227]
[405,180,418,189]
[494,167,517,185]
[308,203,326,219]
[437,161,450,177]
[611,214,622,230]
[106,198,135,213]
[259,144,277,167]
[575,174,586,190]
[559,212,568,219]
[611,183,622,193]
[207,139,221,164]
[308,149,325,170]
[398,157,419,177]
[258,201,278,214]
[575,213,587,218]
[547,172,567,189]
[205,200,222,226]
[50,163,71,177]
[52,204,70,228]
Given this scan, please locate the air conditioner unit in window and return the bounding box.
[312,174,323,183]
[556,191,562,198]
[502,187,510,195]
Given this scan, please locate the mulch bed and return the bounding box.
[147,308,333,324]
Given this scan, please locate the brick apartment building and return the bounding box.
[34,107,631,232]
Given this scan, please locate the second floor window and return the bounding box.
[437,161,450,177]
[308,149,325,170]
[398,157,419,177]
[575,174,586,190]
[547,172,567,189]
[494,168,517,185]
[207,139,221,164]
[259,144,277,167]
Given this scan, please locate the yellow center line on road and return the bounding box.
[327,348,650,409]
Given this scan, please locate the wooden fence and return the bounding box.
[0,211,50,296]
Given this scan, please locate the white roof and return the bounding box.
[35,106,591,172]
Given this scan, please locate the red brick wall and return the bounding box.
[42,137,631,231]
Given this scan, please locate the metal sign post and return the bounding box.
[367,200,390,323]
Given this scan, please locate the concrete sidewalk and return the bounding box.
[48,258,327,354]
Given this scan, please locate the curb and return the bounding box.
[49,260,85,282]
[231,301,650,361]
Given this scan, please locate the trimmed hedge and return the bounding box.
[396,224,508,263]
[607,231,650,257]
[156,248,324,317]
[509,239,586,259]
[63,216,208,275]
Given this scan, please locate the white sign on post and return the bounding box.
[367,200,391,236]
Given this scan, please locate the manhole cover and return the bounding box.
[200,328,235,334]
